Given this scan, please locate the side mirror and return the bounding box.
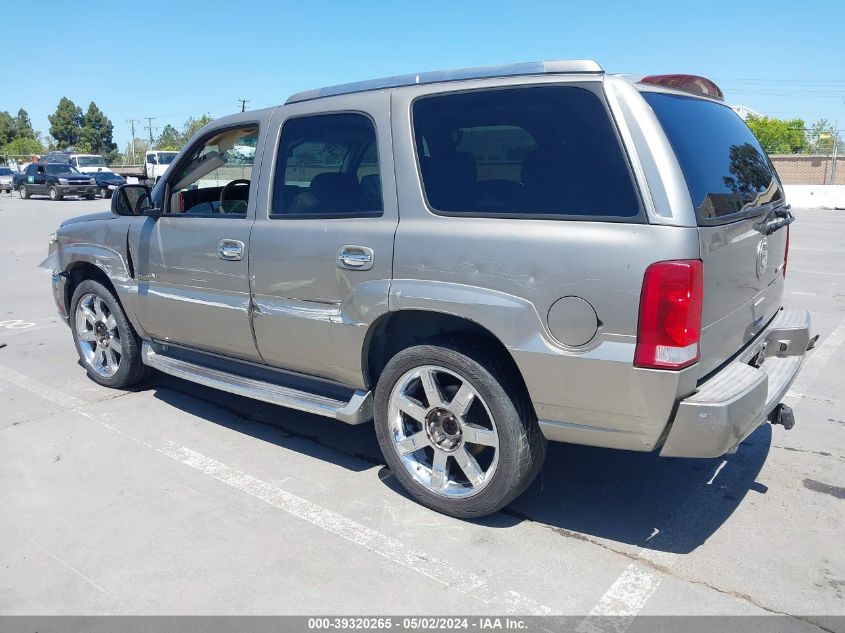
[112,184,153,216]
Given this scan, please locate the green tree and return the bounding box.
[121,138,150,165]
[15,109,36,139]
[48,97,84,149]
[804,119,843,154]
[79,101,118,159]
[156,124,182,150]
[0,111,15,146]
[181,114,214,145]
[3,136,46,156]
[745,115,806,154]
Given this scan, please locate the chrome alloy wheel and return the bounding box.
[75,293,122,378]
[387,365,499,498]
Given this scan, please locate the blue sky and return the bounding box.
[4,0,844,151]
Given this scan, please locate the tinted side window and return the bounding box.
[272,113,382,218]
[412,86,640,219]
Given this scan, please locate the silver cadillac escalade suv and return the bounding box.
[43,60,813,518]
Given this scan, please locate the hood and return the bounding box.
[60,211,115,226]
[56,173,93,181]
[96,172,125,183]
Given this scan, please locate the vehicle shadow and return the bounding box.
[149,373,771,555]
[150,375,384,474]
[504,424,772,554]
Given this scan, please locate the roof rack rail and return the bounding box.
[286,59,603,104]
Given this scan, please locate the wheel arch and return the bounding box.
[64,261,118,314]
[362,309,529,399]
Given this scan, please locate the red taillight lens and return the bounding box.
[634,260,703,370]
[783,225,790,277]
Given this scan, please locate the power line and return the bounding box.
[126,118,141,164]
[143,116,157,145]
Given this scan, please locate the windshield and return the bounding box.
[75,155,106,167]
[158,152,178,165]
[45,164,80,175]
[643,92,784,225]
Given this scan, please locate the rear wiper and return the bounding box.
[754,204,794,235]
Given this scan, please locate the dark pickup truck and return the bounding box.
[17,162,97,200]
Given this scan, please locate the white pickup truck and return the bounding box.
[142,150,178,183]
[68,154,115,174]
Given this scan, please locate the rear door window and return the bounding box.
[411,86,641,220]
[643,92,784,225]
[271,113,382,218]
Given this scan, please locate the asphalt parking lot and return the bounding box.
[0,194,843,628]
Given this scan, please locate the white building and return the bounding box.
[730,104,763,120]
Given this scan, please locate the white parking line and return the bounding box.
[0,365,552,615]
[786,315,845,402]
[579,454,764,629]
[580,315,845,631]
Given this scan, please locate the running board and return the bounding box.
[141,342,372,424]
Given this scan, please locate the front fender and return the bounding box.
[50,217,148,339]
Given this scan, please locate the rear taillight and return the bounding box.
[634,260,703,370]
[783,225,790,277]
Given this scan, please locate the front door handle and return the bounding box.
[337,245,374,271]
[217,239,245,261]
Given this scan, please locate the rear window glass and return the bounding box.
[643,92,784,225]
[412,86,641,219]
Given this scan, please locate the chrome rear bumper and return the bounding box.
[660,309,811,458]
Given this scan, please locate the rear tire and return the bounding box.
[85,194,95,200]
[70,279,150,389]
[19,185,29,199]
[374,337,545,518]
[49,186,62,201]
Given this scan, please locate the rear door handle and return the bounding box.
[217,239,245,261]
[337,245,374,270]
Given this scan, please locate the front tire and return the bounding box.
[374,338,545,518]
[19,184,29,199]
[49,186,62,201]
[70,279,150,388]
[85,194,96,200]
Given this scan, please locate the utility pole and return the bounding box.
[126,118,141,165]
[831,121,839,185]
[144,116,157,146]
[238,99,249,113]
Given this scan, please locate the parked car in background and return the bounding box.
[91,170,126,198]
[42,60,812,518]
[69,153,116,175]
[0,167,13,193]
[11,168,28,191]
[142,150,178,182]
[19,162,97,200]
